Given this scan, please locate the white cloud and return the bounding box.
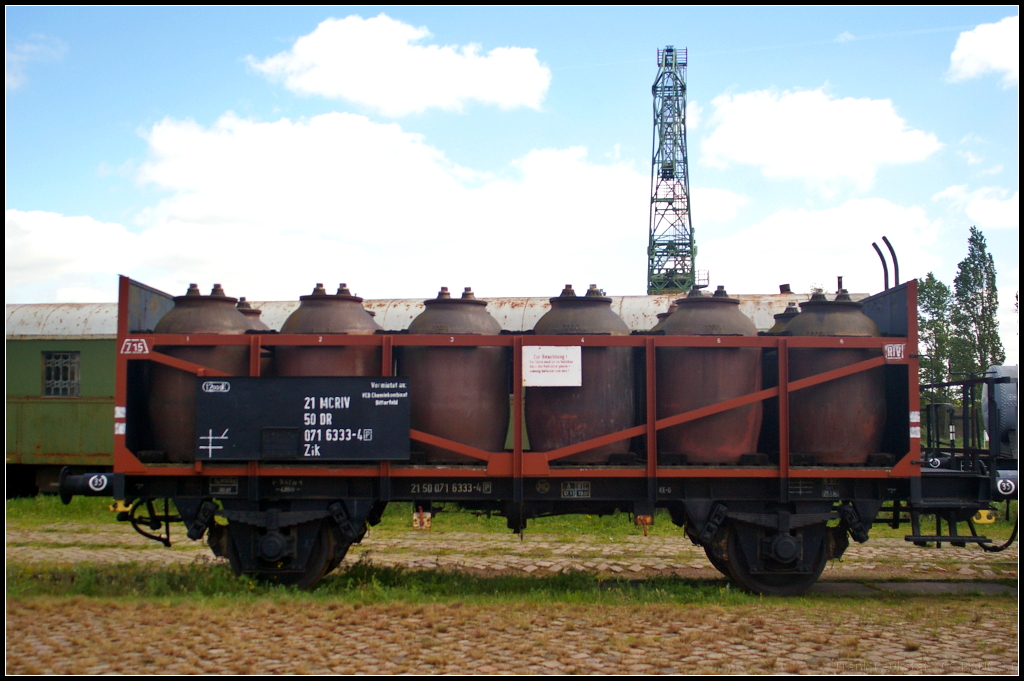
[835,31,855,43]
[248,14,551,116]
[959,150,983,165]
[698,198,941,295]
[691,188,748,224]
[948,15,1019,88]
[6,112,649,304]
[55,286,114,303]
[686,100,702,130]
[604,143,622,161]
[933,185,1019,229]
[701,87,942,192]
[5,210,140,303]
[5,33,67,90]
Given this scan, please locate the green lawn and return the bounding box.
[7,495,1017,542]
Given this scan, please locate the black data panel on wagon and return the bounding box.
[195,377,410,461]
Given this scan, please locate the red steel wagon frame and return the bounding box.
[111,276,921,484]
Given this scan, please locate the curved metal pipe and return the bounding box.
[872,242,889,291]
[882,236,899,286]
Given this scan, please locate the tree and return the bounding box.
[917,272,953,402]
[950,226,1005,377]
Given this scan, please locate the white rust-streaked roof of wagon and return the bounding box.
[5,303,119,339]
[7,293,863,339]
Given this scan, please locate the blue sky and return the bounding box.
[6,7,1019,360]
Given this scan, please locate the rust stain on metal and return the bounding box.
[733,292,867,332]
[243,301,297,332]
[526,286,634,464]
[786,291,885,465]
[5,303,118,338]
[400,289,509,464]
[657,288,762,464]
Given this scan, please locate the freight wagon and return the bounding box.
[58,276,1018,595]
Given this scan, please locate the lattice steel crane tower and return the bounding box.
[647,46,698,295]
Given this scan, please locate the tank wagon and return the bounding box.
[59,276,1017,594]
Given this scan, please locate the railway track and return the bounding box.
[6,524,1017,582]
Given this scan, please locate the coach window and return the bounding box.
[43,351,81,397]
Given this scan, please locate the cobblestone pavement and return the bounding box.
[7,523,1018,674]
[4,523,1019,582]
[6,597,1018,674]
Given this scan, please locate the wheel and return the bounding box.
[262,522,336,590]
[323,524,353,576]
[207,522,235,563]
[218,521,336,590]
[212,518,339,585]
[324,546,350,577]
[207,521,247,579]
[700,529,732,577]
[703,545,732,577]
[725,523,829,596]
[687,522,731,578]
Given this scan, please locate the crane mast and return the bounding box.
[647,46,697,295]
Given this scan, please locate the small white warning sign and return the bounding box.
[523,346,582,387]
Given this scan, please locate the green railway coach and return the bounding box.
[6,303,117,496]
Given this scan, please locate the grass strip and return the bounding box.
[8,497,1018,541]
[5,560,751,605]
[7,559,1016,605]
[6,495,117,525]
